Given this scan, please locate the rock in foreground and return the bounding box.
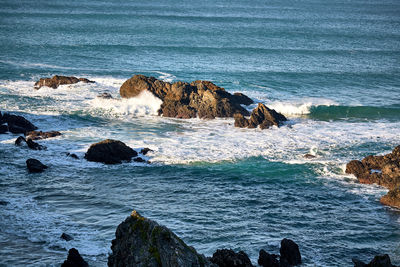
[0,112,37,134]
[26,158,48,173]
[85,139,138,164]
[280,238,301,266]
[61,248,88,267]
[210,249,253,267]
[34,75,94,89]
[346,145,400,208]
[234,103,287,129]
[108,210,214,267]
[120,75,251,119]
[352,254,397,267]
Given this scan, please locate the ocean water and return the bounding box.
[0,0,400,266]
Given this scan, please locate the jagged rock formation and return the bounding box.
[108,210,215,267]
[84,139,138,164]
[34,75,94,89]
[61,248,88,267]
[25,130,61,140]
[234,103,287,129]
[346,145,400,208]
[26,158,48,173]
[0,112,37,134]
[209,249,253,267]
[120,75,252,119]
[258,238,301,267]
[352,254,397,267]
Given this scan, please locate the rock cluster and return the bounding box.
[84,139,138,164]
[234,103,287,129]
[257,238,301,267]
[346,145,400,208]
[0,112,37,134]
[34,75,94,89]
[352,254,397,267]
[120,75,253,119]
[108,210,214,267]
[15,136,45,150]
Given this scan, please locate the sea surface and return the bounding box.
[1,0,400,266]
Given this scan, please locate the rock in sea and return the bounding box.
[34,75,94,89]
[61,248,88,267]
[25,130,61,140]
[209,249,253,267]
[352,254,397,267]
[234,103,287,130]
[0,112,37,134]
[84,139,138,164]
[26,158,48,173]
[108,210,214,267]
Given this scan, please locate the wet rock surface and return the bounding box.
[84,139,138,164]
[120,74,251,119]
[234,103,287,130]
[61,248,88,267]
[25,130,61,140]
[108,210,214,267]
[0,112,37,134]
[210,249,253,267]
[34,75,94,89]
[346,145,400,208]
[26,158,48,173]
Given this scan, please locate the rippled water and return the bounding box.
[0,0,399,266]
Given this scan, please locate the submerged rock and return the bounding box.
[346,145,400,208]
[85,139,137,164]
[0,200,9,206]
[61,248,88,267]
[234,103,287,130]
[26,158,48,173]
[108,210,214,267]
[352,254,397,267]
[120,75,251,119]
[60,233,74,241]
[25,130,61,140]
[209,249,253,267]
[0,112,37,134]
[34,75,94,89]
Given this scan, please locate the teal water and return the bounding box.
[0,0,400,266]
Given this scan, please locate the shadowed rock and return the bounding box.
[26,158,48,173]
[25,130,61,140]
[234,103,287,130]
[140,148,153,155]
[0,124,7,134]
[233,92,254,105]
[280,239,301,266]
[61,233,74,241]
[34,75,94,89]
[352,254,397,267]
[108,210,214,267]
[61,248,88,267]
[210,249,253,267]
[258,249,279,267]
[15,136,45,150]
[85,139,138,164]
[120,75,251,119]
[0,112,37,134]
[346,145,400,208]
[66,153,79,159]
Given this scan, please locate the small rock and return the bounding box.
[79,78,95,84]
[15,136,28,146]
[97,92,113,99]
[26,139,45,150]
[352,254,395,267]
[280,238,301,266]
[303,154,316,159]
[61,248,88,267]
[140,147,153,155]
[26,158,48,173]
[0,200,9,206]
[210,249,253,267]
[258,249,279,267]
[66,153,79,159]
[234,103,286,130]
[1,113,37,134]
[380,187,400,209]
[25,130,61,140]
[84,139,138,164]
[133,157,146,163]
[60,233,74,241]
[34,75,94,89]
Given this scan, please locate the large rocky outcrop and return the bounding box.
[0,112,37,134]
[84,139,138,164]
[108,210,215,267]
[234,103,287,129]
[352,254,397,267]
[346,145,400,208]
[120,75,251,119]
[34,75,94,89]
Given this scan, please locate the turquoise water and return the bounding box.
[0,0,399,266]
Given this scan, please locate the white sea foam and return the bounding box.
[267,98,338,116]
[154,71,176,83]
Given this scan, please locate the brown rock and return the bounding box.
[234,103,286,130]
[34,75,94,89]
[25,130,62,140]
[233,92,254,105]
[84,139,137,164]
[380,187,400,209]
[234,113,249,128]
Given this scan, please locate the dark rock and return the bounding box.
[280,238,301,266]
[15,136,28,146]
[0,200,9,206]
[108,210,214,267]
[27,139,44,150]
[303,154,316,159]
[61,248,88,267]
[66,153,79,159]
[84,139,138,164]
[61,233,74,241]
[25,130,61,140]
[210,249,253,267]
[233,92,254,105]
[346,146,400,208]
[258,249,279,267]
[1,113,37,134]
[34,75,94,89]
[352,254,396,267]
[133,157,146,163]
[26,158,48,173]
[0,124,8,134]
[234,103,287,130]
[97,92,113,99]
[380,187,400,209]
[120,75,251,119]
[140,147,153,155]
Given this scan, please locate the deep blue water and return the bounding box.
[0,0,399,266]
